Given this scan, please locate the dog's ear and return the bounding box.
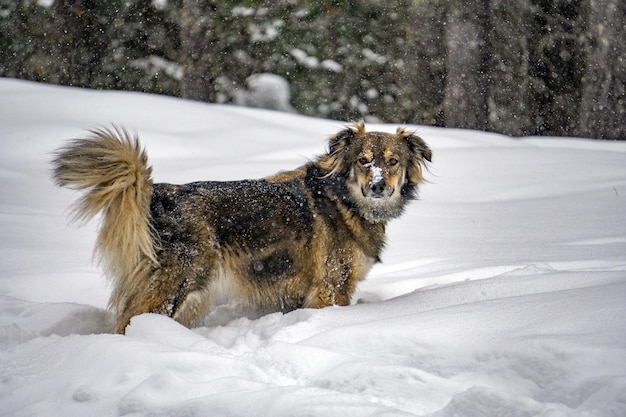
[317,121,364,175]
[397,127,432,184]
[327,128,354,155]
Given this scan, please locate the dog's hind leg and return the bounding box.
[170,288,213,327]
[108,253,211,332]
[110,264,177,333]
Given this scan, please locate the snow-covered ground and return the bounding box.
[1,78,625,416]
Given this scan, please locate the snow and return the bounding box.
[129,56,183,81]
[234,73,295,113]
[1,78,626,416]
[365,161,384,185]
[290,48,321,69]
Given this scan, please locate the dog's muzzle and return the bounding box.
[370,180,387,198]
[364,179,394,199]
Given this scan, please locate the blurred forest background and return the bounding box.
[1,0,624,139]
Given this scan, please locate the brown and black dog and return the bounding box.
[52,122,431,333]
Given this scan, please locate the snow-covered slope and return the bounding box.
[1,79,625,416]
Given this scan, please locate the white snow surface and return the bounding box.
[1,79,626,416]
[366,161,384,185]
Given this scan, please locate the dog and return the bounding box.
[52,121,431,333]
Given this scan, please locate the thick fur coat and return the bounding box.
[52,122,431,333]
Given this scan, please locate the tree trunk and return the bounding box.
[403,0,446,126]
[487,0,533,136]
[579,0,626,140]
[443,0,489,130]
[180,0,217,102]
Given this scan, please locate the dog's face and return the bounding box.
[317,121,432,223]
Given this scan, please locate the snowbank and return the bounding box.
[1,79,625,416]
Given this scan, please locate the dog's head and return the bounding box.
[317,121,432,223]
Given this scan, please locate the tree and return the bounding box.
[45,0,181,95]
[3,0,623,139]
[50,0,119,88]
[487,0,534,136]
[400,0,446,126]
[0,1,53,81]
[180,0,218,102]
[443,0,489,130]
[579,0,626,140]
[528,0,586,137]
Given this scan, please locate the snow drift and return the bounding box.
[1,79,625,416]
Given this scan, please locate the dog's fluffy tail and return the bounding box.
[52,127,157,284]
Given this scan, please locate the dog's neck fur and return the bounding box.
[304,163,387,261]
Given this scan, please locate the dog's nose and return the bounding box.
[370,180,386,197]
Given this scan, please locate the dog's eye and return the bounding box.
[388,158,399,166]
[358,157,370,165]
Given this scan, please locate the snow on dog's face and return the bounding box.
[318,121,432,223]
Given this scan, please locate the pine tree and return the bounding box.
[443,0,489,130]
[180,0,217,102]
[488,0,534,136]
[579,0,626,140]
